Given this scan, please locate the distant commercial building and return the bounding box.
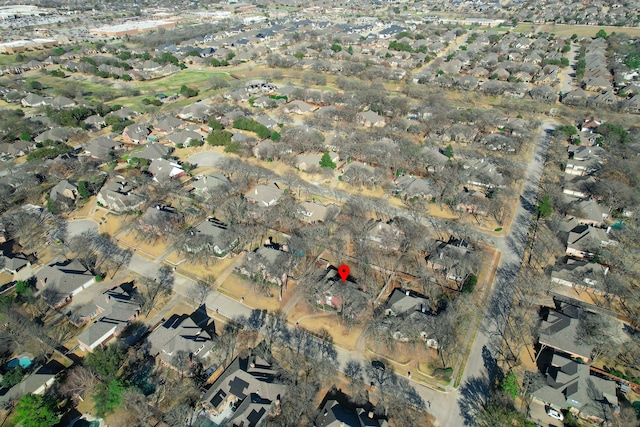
[89,19,176,37]
[0,5,48,20]
[0,38,58,53]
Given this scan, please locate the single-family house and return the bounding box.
[147,309,215,371]
[191,172,230,197]
[137,205,182,236]
[83,115,106,130]
[313,263,368,319]
[35,127,75,144]
[77,283,141,352]
[85,136,123,161]
[283,100,316,115]
[183,218,237,257]
[563,175,595,199]
[131,143,171,161]
[356,111,385,127]
[568,199,609,227]
[109,107,138,121]
[148,158,185,181]
[365,219,402,251]
[315,395,389,427]
[0,250,30,275]
[538,304,594,362]
[155,116,187,134]
[36,259,96,309]
[531,353,618,422]
[297,201,335,223]
[385,288,432,317]
[560,219,613,258]
[97,178,145,213]
[551,259,609,293]
[49,180,78,206]
[463,159,506,189]
[48,96,76,109]
[200,346,286,425]
[122,124,150,144]
[565,146,604,176]
[240,242,297,289]
[177,103,211,122]
[0,360,65,407]
[21,93,47,108]
[426,237,474,282]
[166,130,203,147]
[245,183,284,207]
[393,176,434,200]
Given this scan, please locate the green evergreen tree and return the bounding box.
[444,144,454,159]
[319,152,337,169]
[13,394,59,427]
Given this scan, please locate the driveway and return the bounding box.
[189,150,225,167]
[529,400,564,427]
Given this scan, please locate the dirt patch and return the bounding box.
[99,212,127,237]
[117,232,171,259]
[167,253,237,286]
[0,272,13,286]
[287,299,363,351]
[218,273,283,312]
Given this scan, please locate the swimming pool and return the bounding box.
[6,356,32,369]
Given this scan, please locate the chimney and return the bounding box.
[368,411,374,419]
[405,290,410,296]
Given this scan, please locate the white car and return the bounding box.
[546,407,564,421]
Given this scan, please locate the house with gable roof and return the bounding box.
[200,344,286,425]
[531,352,618,423]
[183,218,238,257]
[356,111,385,127]
[77,283,141,352]
[245,183,284,208]
[97,177,145,213]
[538,303,594,362]
[297,201,336,223]
[122,124,150,144]
[36,259,96,309]
[147,308,215,371]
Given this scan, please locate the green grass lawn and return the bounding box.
[0,54,18,65]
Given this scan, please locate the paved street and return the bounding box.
[67,219,98,237]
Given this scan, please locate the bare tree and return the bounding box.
[140,266,174,316]
[60,366,99,402]
[188,276,214,306]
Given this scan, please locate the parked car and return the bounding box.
[546,407,564,421]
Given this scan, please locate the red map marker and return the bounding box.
[338,264,350,283]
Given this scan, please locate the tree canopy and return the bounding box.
[13,394,59,427]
